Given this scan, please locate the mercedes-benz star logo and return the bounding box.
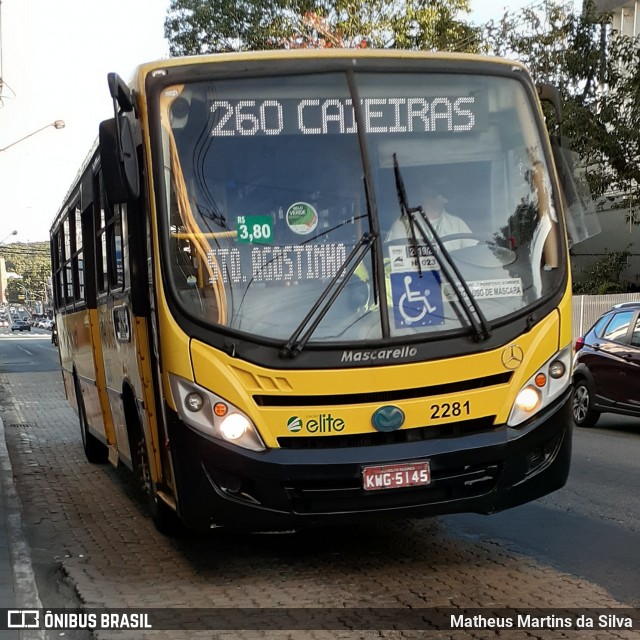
[501,345,524,370]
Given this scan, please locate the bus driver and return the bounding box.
[387,183,476,251]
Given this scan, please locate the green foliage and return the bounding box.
[0,242,51,304]
[164,0,639,207]
[310,0,480,51]
[164,0,482,54]
[165,0,314,54]
[572,250,631,294]
[483,0,640,214]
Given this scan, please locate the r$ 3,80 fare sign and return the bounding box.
[237,215,273,244]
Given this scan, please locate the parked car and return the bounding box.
[573,301,640,427]
[11,320,31,332]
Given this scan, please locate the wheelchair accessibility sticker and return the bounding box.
[391,271,444,327]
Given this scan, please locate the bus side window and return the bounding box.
[96,174,109,294]
[107,206,125,290]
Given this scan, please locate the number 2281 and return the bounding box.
[430,400,471,420]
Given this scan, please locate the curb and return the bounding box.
[0,414,45,640]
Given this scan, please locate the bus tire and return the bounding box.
[129,410,183,536]
[75,378,108,464]
[572,379,600,428]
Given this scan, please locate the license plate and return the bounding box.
[362,461,431,491]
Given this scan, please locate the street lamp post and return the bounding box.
[0,120,65,152]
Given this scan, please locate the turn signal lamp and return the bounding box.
[534,373,547,388]
[213,402,228,417]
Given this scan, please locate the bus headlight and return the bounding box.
[514,387,541,413]
[507,345,572,427]
[220,413,249,441]
[169,374,265,452]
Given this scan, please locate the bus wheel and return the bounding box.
[75,378,108,464]
[133,432,183,535]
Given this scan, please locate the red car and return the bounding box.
[572,302,640,427]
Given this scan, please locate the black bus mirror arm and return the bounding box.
[537,83,563,141]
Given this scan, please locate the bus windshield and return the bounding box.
[159,71,563,344]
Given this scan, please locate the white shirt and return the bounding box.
[387,210,475,251]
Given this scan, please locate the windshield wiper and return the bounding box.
[280,231,376,358]
[393,154,491,342]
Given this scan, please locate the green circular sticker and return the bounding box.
[286,202,318,235]
[287,417,302,433]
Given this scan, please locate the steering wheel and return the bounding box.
[438,232,486,244]
[437,233,517,266]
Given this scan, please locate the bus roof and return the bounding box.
[132,49,530,88]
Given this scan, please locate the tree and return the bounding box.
[0,242,51,306]
[482,0,640,211]
[164,0,482,55]
[165,0,314,54]
[284,0,481,51]
[572,249,632,294]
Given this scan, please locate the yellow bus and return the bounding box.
[51,50,595,532]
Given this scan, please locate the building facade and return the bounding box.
[596,1,640,36]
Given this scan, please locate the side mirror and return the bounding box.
[107,72,135,113]
[98,72,139,204]
[99,115,140,203]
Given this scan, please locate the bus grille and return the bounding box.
[254,372,511,407]
[277,416,497,449]
[284,462,501,514]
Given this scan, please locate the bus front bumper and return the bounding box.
[166,391,572,531]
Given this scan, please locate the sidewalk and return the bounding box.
[0,413,38,640]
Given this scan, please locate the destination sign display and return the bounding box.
[206,95,485,137]
[206,243,349,285]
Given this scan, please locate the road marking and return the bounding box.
[0,334,51,340]
[36,344,58,351]
[18,346,34,356]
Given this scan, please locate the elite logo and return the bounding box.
[287,414,346,433]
